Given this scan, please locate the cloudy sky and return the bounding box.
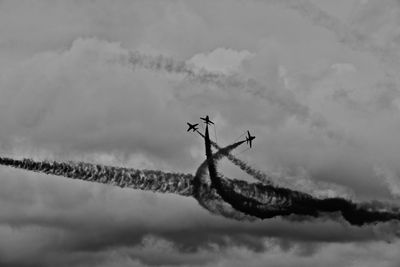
[2,0,400,266]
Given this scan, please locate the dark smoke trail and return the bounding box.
[196,130,273,185]
[203,125,400,226]
[193,139,256,221]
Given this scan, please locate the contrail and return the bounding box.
[203,125,400,226]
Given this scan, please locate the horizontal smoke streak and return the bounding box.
[0,153,269,221]
[0,157,193,196]
[125,51,311,123]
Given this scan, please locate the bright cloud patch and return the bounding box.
[189,48,253,75]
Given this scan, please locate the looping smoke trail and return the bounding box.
[193,140,256,221]
[203,125,400,226]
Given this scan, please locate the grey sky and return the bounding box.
[1,0,400,266]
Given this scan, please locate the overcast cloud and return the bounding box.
[1,0,400,266]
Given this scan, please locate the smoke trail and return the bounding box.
[0,156,193,197]
[2,138,399,226]
[128,1,397,72]
[196,130,273,185]
[126,51,229,86]
[126,49,353,149]
[0,154,256,221]
[0,153,262,221]
[271,0,397,68]
[196,129,353,199]
[123,50,313,124]
[203,125,400,226]
[193,139,256,221]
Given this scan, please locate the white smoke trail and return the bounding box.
[0,157,193,196]
[121,50,313,123]
[272,0,395,64]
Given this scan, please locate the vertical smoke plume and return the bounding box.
[196,130,273,185]
[203,125,400,226]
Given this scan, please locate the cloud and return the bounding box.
[188,48,253,75]
[0,38,201,171]
[2,1,400,266]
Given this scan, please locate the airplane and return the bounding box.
[186,122,199,132]
[245,130,255,148]
[200,115,214,125]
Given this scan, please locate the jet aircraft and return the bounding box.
[200,115,214,125]
[245,131,255,148]
[186,122,199,132]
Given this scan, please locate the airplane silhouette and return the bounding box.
[200,115,214,125]
[186,122,199,132]
[245,131,255,148]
